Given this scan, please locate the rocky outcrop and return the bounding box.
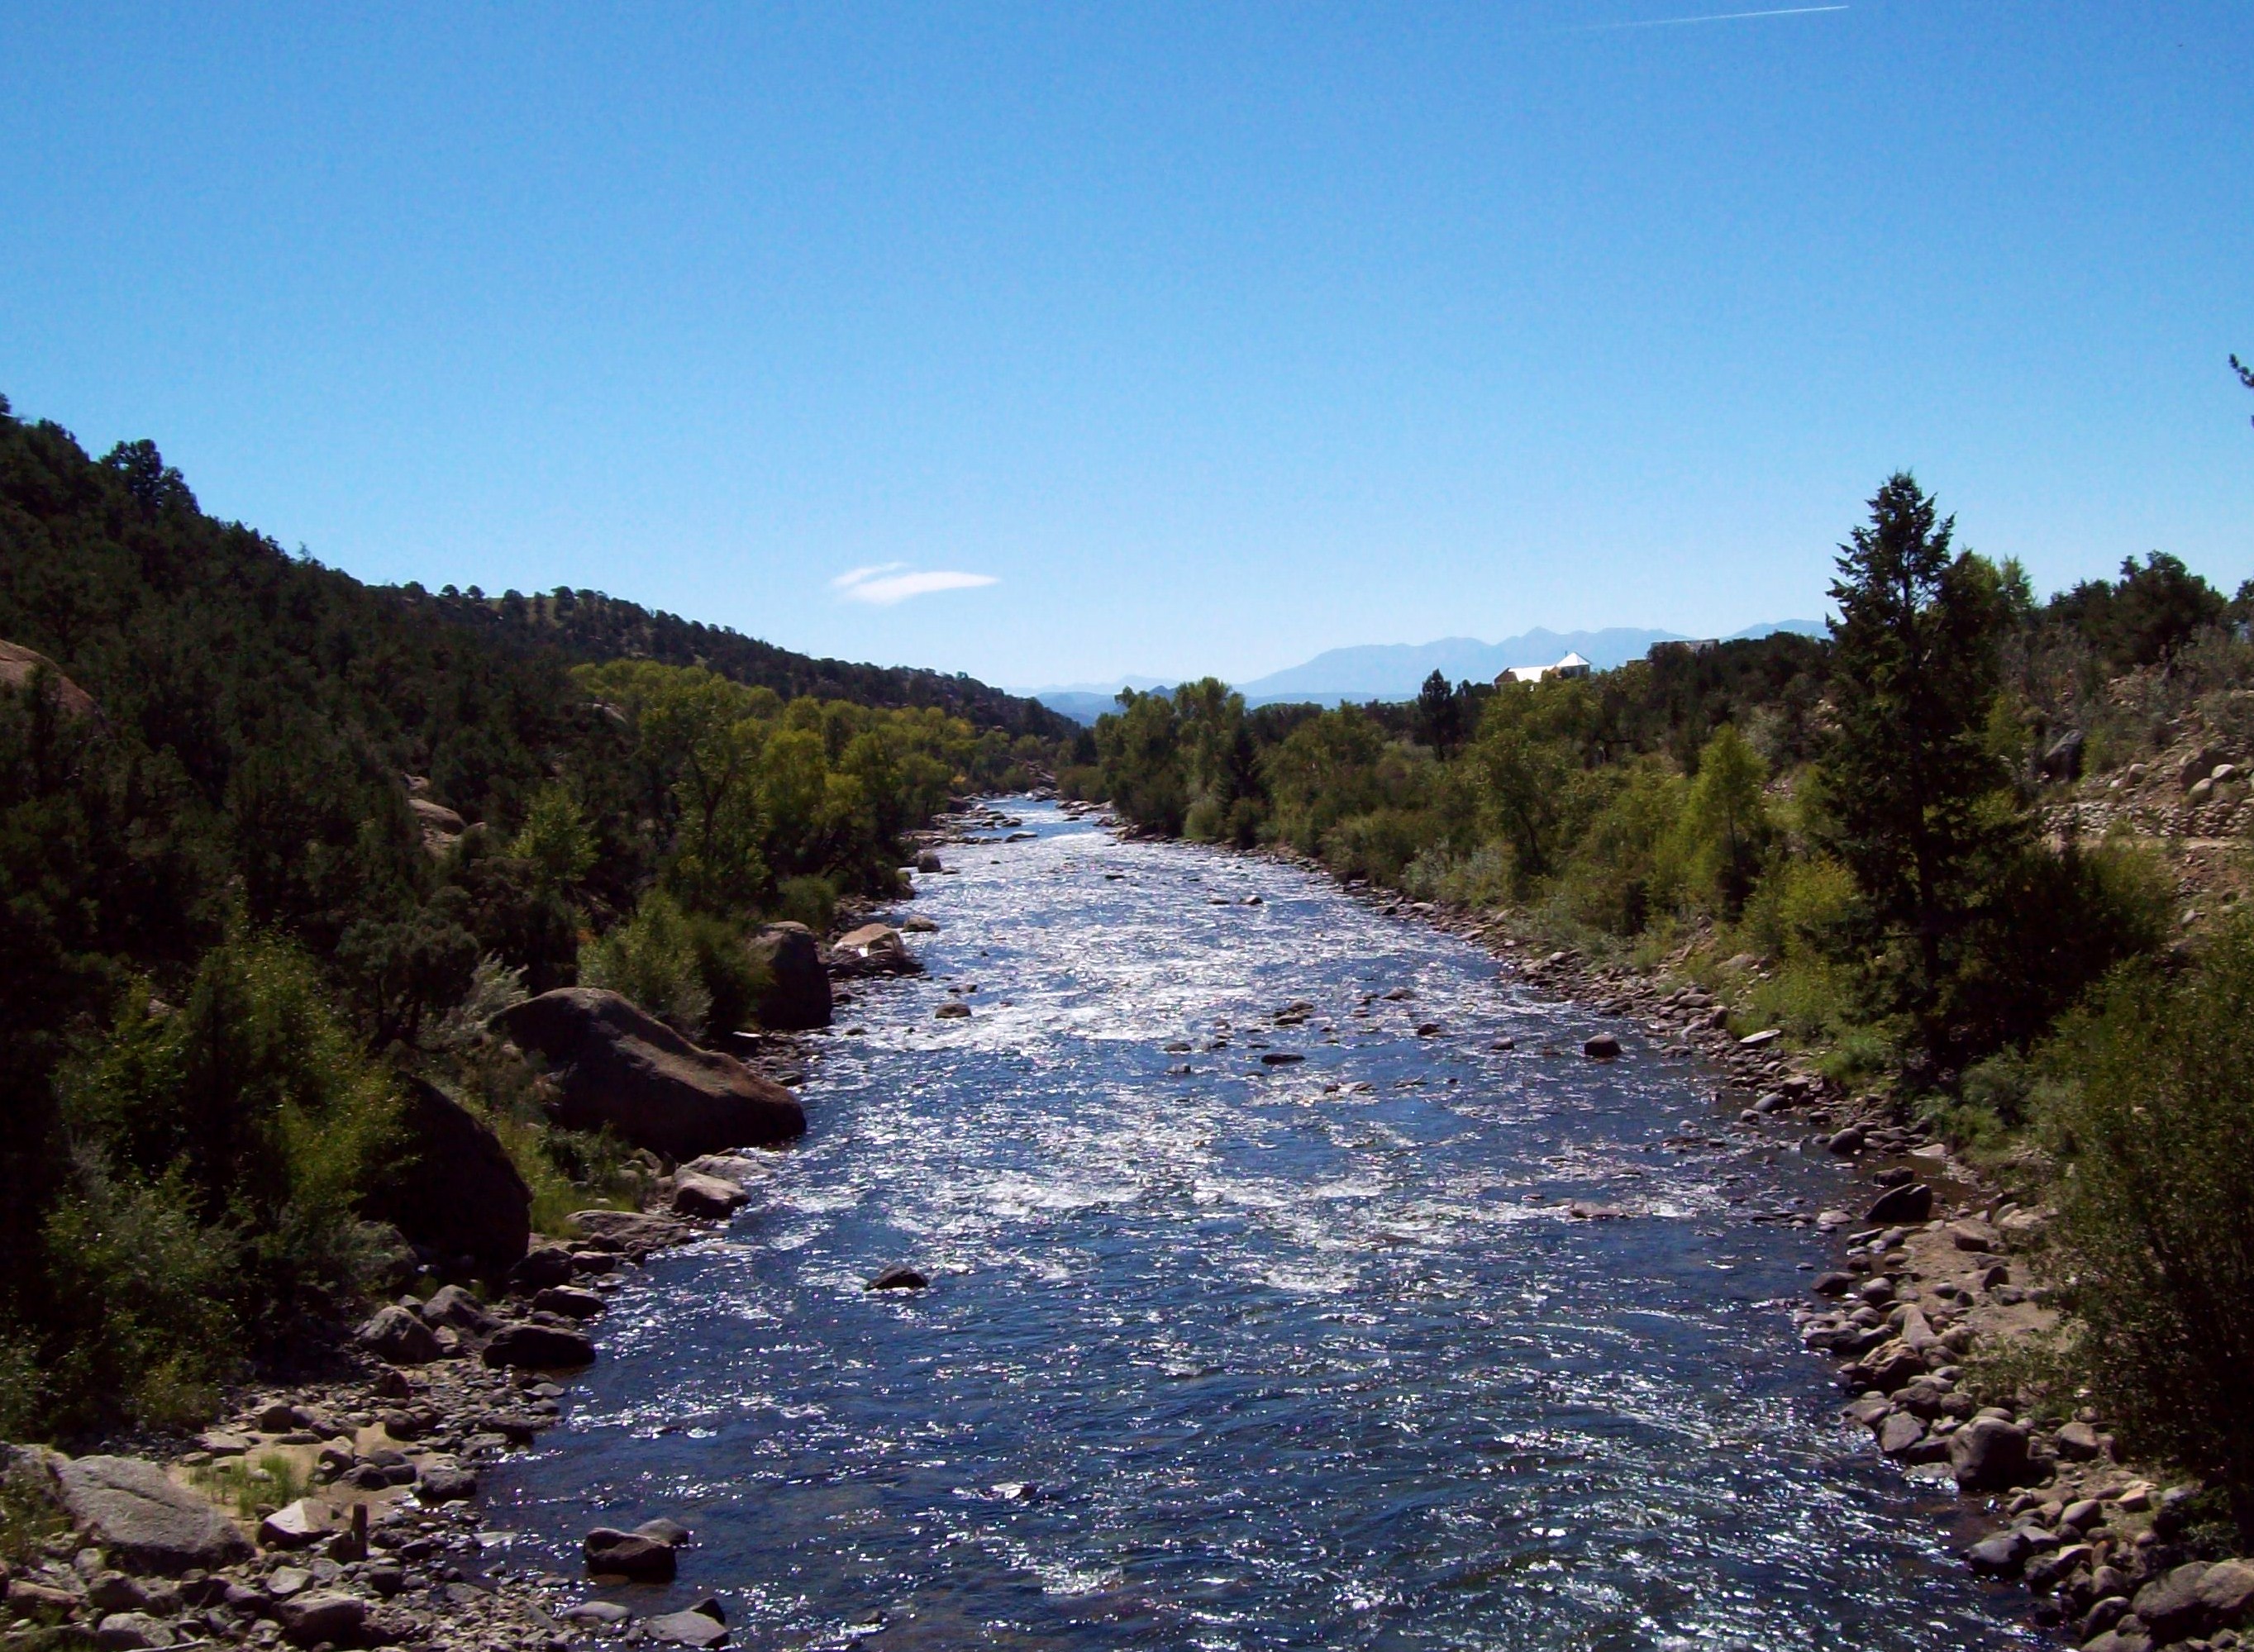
[0,640,103,723]
[45,1453,253,1573]
[363,1078,531,1275]
[747,921,832,1030]
[493,988,805,1156]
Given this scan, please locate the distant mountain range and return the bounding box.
[1027,621,1827,723]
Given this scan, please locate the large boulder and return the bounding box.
[1949,1417,2033,1492]
[356,1304,441,1365]
[483,1321,595,1369]
[1865,1183,1935,1225]
[0,640,103,723]
[493,988,805,1156]
[48,1454,253,1573]
[584,1527,676,1582]
[363,1079,531,1275]
[275,1590,366,1648]
[746,922,832,1031]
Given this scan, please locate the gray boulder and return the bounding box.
[363,1078,531,1275]
[671,1171,751,1220]
[357,1304,441,1365]
[747,922,832,1031]
[275,1590,366,1647]
[1865,1183,1935,1225]
[1949,1416,2033,1492]
[569,1208,692,1258]
[2134,1562,2215,1642]
[50,1453,253,1573]
[584,1526,676,1581]
[483,1321,595,1369]
[494,988,805,1156]
[94,1611,176,1648]
[421,1283,497,1336]
[646,1599,729,1648]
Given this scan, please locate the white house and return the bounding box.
[1499,651,1593,685]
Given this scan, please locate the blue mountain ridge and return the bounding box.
[1027,621,1826,722]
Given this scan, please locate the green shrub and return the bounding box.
[1321,808,1432,885]
[772,874,838,935]
[580,889,711,1035]
[41,936,398,1434]
[2041,912,2254,1533]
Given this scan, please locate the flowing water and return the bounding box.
[490,801,2028,1650]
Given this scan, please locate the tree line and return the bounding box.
[0,394,1074,1436]
[1079,472,2254,1526]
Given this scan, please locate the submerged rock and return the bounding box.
[866,1264,930,1292]
[584,1527,677,1582]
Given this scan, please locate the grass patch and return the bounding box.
[190,1450,308,1521]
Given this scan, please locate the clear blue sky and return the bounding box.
[3,2,2248,689]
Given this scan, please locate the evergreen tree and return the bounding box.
[1818,474,2018,1051]
[1413,669,1467,757]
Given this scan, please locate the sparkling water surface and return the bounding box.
[490,801,2027,1650]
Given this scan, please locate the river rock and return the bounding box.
[831,923,920,978]
[747,921,832,1030]
[1876,1412,1928,1457]
[671,1171,752,1219]
[94,1609,176,1648]
[483,1321,595,1369]
[276,1589,366,1647]
[414,1464,477,1503]
[1583,1034,1622,1059]
[935,1001,972,1019]
[1966,1529,2032,1576]
[2133,1562,2217,1641]
[916,850,943,873]
[2055,1419,2104,1460]
[570,1208,693,1258]
[1865,1183,1935,1225]
[866,1264,929,1292]
[258,1497,336,1550]
[512,1244,577,1291]
[356,1303,441,1365]
[584,1527,677,1582]
[422,1283,497,1336]
[533,1284,606,1319]
[646,1599,729,1648]
[49,1453,254,1573]
[363,1077,532,1275]
[493,988,806,1156]
[2196,1558,2254,1623]
[1949,1416,2033,1492]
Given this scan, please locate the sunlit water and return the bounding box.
[489,801,2028,1650]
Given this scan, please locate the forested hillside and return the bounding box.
[426,585,1069,736]
[0,394,1074,1435]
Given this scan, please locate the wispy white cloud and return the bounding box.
[1577,4,1847,29]
[832,564,1000,606]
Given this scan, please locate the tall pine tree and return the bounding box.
[1818,474,2018,1055]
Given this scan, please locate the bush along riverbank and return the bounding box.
[0,392,1088,1446]
[0,854,978,1650]
[1079,477,2254,1650]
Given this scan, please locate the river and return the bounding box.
[489,800,2028,1650]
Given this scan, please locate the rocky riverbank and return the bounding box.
[1257,841,2252,1652]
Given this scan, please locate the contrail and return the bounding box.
[1577,4,1849,29]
